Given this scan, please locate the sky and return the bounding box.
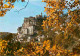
[0,0,46,33]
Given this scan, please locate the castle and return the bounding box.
[17,13,43,42]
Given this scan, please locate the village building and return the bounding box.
[17,13,43,42]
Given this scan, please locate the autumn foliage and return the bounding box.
[42,0,80,48]
[0,39,80,56]
[0,0,25,16]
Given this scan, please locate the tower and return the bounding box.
[41,12,42,16]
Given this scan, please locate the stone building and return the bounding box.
[17,13,43,42]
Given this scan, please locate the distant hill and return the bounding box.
[0,32,17,39]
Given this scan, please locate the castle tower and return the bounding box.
[41,12,42,16]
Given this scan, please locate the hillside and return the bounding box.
[0,32,17,39]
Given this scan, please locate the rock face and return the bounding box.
[17,14,42,42]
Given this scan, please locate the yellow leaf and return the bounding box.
[12,5,14,8]
[7,2,10,4]
[52,45,56,50]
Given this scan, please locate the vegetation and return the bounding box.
[0,39,80,56]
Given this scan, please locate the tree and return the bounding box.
[0,0,15,16]
[0,0,29,17]
[42,0,80,49]
[0,39,7,55]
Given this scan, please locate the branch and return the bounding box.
[15,0,29,13]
